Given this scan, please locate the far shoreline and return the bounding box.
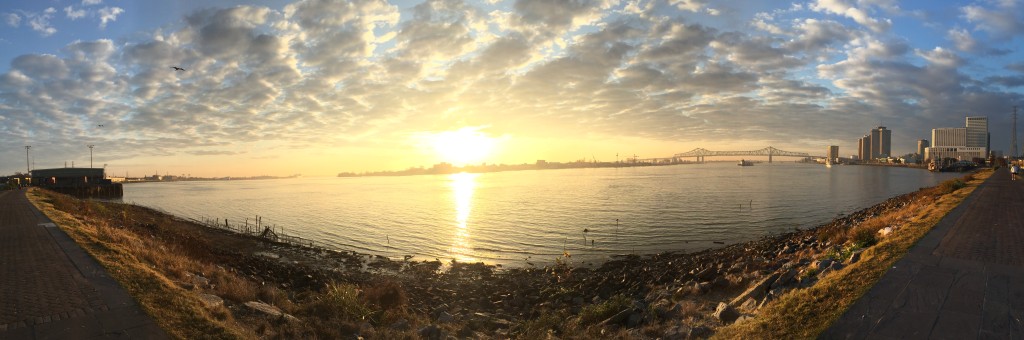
[114,166,957,269]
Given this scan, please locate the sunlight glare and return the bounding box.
[428,127,497,166]
[449,172,478,263]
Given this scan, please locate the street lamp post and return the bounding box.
[87,145,95,168]
[24,146,31,174]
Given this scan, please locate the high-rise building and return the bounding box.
[858,135,871,162]
[871,126,891,159]
[917,139,929,159]
[925,116,989,162]
[827,145,839,162]
[966,116,988,152]
[932,128,967,147]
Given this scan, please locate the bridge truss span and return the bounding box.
[673,146,811,163]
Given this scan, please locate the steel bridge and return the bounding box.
[673,146,811,163]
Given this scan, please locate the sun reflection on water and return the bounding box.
[449,172,478,262]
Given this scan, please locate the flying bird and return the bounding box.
[98,124,104,127]
[171,66,185,71]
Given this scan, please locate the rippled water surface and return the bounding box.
[121,163,960,266]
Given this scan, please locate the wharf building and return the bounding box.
[857,126,891,162]
[30,167,123,198]
[924,116,989,162]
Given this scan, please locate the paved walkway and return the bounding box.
[822,170,1024,339]
[0,189,167,339]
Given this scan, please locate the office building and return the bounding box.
[966,116,988,150]
[870,126,891,159]
[917,139,929,157]
[924,115,989,162]
[858,135,871,162]
[925,147,986,162]
[932,128,967,147]
[827,145,839,162]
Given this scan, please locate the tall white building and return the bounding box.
[965,116,988,151]
[932,128,967,147]
[925,116,989,162]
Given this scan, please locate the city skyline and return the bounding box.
[1,0,1023,176]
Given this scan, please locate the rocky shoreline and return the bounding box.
[30,173,964,339]
[145,184,927,338]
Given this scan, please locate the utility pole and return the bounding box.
[24,146,30,174]
[87,144,95,168]
[1014,106,1020,158]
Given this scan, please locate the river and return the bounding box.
[120,163,960,267]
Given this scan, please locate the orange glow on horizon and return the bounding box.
[422,127,499,166]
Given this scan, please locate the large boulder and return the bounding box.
[600,308,633,326]
[243,301,299,322]
[197,293,223,308]
[847,249,865,264]
[729,272,781,306]
[771,268,800,290]
[713,302,740,324]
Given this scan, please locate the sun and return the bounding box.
[427,127,497,166]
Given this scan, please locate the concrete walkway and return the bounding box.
[0,189,167,339]
[822,170,1024,339]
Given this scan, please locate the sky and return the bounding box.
[1,0,1022,177]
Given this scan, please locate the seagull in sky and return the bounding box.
[171,66,185,71]
[98,124,104,127]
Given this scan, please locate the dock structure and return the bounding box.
[30,168,123,198]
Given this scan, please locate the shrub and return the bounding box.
[210,271,258,303]
[361,279,408,311]
[512,311,566,339]
[938,178,966,194]
[848,225,878,248]
[578,294,632,326]
[307,282,374,322]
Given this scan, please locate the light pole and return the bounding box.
[87,145,94,168]
[24,146,31,174]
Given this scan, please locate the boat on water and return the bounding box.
[738,159,754,166]
[929,159,977,172]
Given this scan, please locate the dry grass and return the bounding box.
[28,188,425,339]
[712,170,990,339]
[27,188,250,339]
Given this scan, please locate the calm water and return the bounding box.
[120,163,959,267]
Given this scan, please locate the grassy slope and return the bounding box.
[713,170,990,339]
[27,188,247,340]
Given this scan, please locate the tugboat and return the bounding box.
[738,159,754,166]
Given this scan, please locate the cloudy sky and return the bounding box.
[1,0,1022,177]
